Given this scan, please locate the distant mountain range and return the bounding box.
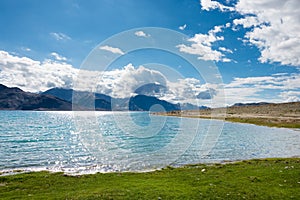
[42,87,180,111]
[5,83,280,112]
[42,88,112,110]
[0,84,184,111]
[41,86,209,111]
[5,83,291,112]
[0,84,72,110]
[232,102,270,107]
[129,95,179,111]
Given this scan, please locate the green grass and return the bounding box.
[1,158,300,199]
[225,117,300,129]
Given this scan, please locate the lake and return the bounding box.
[0,111,299,175]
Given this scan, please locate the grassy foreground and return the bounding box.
[1,158,300,199]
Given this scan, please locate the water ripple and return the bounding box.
[0,111,299,175]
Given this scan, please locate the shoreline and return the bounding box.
[154,102,300,129]
[156,112,300,129]
[1,157,299,199]
[1,156,300,177]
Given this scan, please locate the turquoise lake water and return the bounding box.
[0,111,299,175]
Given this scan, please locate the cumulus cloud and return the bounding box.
[108,63,167,98]
[200,0,300,67]
[0,50,169,96]
[0,50,225,106]
[177,25,231,62]
[179,24,187,30]
[279,91,300,102]
[233,16,261,29]
[219,47,233,54]
[99,45,125,55]
[196,88,217,99]
[50,32,71,41]
[0,50,77,92]
[1,50,298,106]
[166,78,202,101]
[200,0,234,11]
[224,73,300,104]
[236,0,300,66]
[134,31,150,38]
[50,52,67,61]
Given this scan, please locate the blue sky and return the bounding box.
[0,0,299,106]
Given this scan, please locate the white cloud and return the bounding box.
[223,87,264,105]
[166,78,202,101]
[223,73,300,104]
[200,0,234,11]
[196,88,217,99]
[236,0,300,66]
[50,32,71,41]
[21,47,31,52]
[226,74,300,90]
[177,25,231,62]
[279,91,300,102]
[179,24,187,30]
[134,31,150,38]
[219,47,233,54]
[233,16,261,29]
[108,63,167,98]
[99,45,125,55]
[50,52,67,61]
[0,50,224,106]
[225,23,231,28]
[0,50,77,92]
[201,0,300,67]
[1,50,298,106]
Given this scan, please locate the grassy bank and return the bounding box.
[1,158,300,199]
[225,117,300,129]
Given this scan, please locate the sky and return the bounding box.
[0,0,299,107]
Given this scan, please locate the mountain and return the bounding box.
[232,102,270,107]
[42,88,111,102]
[0,84,206,111]
[134,83,167,97]
[129,95,180,112]
[42,88,74,102]
[0,85,210,112]
[133,84,210,110]
[180,103,209,110]
[42,88,111,110]
[43,88,181,112]
[0,84,72,110]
